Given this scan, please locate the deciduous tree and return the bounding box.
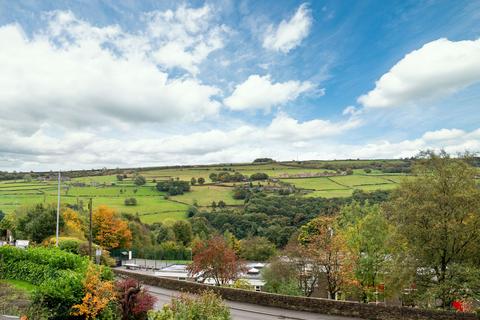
[387,151,480,308]
[299,216,352,300]
[92,205,132,250]
[187,236,246,286]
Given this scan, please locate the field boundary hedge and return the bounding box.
[114,269,478,320]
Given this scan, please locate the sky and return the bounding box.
[0,0,479,171]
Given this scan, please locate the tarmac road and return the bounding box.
[145,285,362,320]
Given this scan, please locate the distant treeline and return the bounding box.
[2,157,478,181]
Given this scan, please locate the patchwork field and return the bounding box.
[0,160,419,224]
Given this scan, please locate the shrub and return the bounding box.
[0,246,100,319]
[124,197,138,206]
[134,175,147,186]
[0,246,88,285]
[249,172,269,181]
[147,291,230,320]
[72,264,116,320]
[32,272,85,319]
[116,278,156,320]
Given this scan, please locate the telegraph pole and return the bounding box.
[55,171,61,247]
[88,198,93,261]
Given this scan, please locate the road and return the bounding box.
[145,285,361,320]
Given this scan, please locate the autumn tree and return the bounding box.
[92,205,132,250]
[299,216,351,300]
[187,236,246,286]
[72,264,115,320]
[387,151,480,308]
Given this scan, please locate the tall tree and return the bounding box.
[341,203,393,302]
[387,151,480,307]
[299,216,351,300]
[92,205,132,250]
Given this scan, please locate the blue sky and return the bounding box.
[0,0,479,170]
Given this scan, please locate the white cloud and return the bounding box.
[224,74,313,112]
[358,38,480,108]
[422,128,466,141]
[342,105,362,116]
[0,11,222,132]
[263,3,312,53]
[265,113,360,141]
[147,5,228,74]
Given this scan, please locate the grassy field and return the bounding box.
[171,185,244,206]
[280,173,413,197]
[0,160,417,224]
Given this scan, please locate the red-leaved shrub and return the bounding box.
[116,278,156,320]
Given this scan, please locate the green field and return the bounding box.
[280,173,413,197]
[0,160,417,224]
[171,185,244,206]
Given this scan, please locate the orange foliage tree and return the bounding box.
[72,264,115,319]
[92,205,132,250]
[187,236,246,286]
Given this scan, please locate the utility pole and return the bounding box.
[55,171,61,247]
[88,198,93,261]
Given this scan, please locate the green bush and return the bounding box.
[0,246,88,285]
[0,246,97,319]
[59,238,83,254]
[32,271,84,319]
[124,197,138,206]
[147,291,230,320]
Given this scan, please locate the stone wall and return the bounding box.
[114,269,478,320]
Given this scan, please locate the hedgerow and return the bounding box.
[0,246,88,285]
[0,246,105,319]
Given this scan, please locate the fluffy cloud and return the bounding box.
[358,38,480,108]
[224,75,313,112]
[263,3,312,53]
[147,5,228,74]
[0,10,223,132]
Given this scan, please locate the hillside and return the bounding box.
[0,159,415,224]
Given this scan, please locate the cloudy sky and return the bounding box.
[0,0,479,171]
